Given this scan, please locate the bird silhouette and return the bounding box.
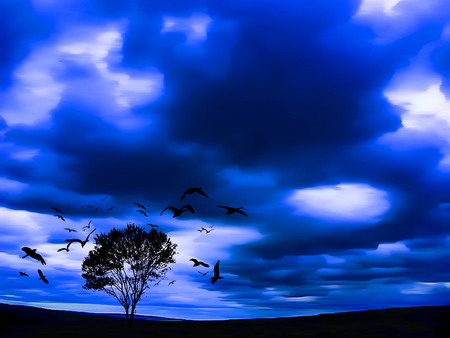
[200,227,214,233]
[82,220,92,231]
[154,280,161,286]
[198,271,209,276]
[37,269,49,284]
[134,202,146,210]
[217,205,248,217]
[54,214,66,221]
[19,272,29,277]
[92,207,100,212]
[86,205,94,208]
[161,204,195,217]
[100,197,107,201]
[210,260,223,284]
[136,209,148,217]
[168,280,176,285]
[107,206,115,211]
[64,228,77,232]
[190,258,209,268]
[65,228,96,248]
[180,187,209,201]
[147,223,159,228]
[21,247,46,265]
[57,242,72,252]
[51,207,64,214]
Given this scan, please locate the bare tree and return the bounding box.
[81,223,177,326]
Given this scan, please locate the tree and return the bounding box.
[81,223,177,326]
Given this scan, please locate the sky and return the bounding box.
[1,0,450,321]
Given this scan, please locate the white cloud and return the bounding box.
[285,183,390,224]
[161,12,212,47]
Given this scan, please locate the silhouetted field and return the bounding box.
[1,303,450,337]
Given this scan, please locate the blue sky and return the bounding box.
[1,0,450,320]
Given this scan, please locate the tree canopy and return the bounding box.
[81,223,177,325]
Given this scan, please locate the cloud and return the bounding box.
[285,183,391,224]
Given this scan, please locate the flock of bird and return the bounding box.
[19,187,247,287]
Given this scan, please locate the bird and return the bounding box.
[82,220,92,231]
[198,271,209,276]
[51,207,64,214]
[154,280,161,286]
[64,228,77,232]
[57,242,72,252]
[107,206,115,211]
[86,205,94,208]
[161,204,195,217]
[65,228,96,248]
[197,228,204,232]
[217,205,248,217]
[92,207,100,212]
[180,187,209,201]
[54,214,65,221]
[134,202,146,210]
[136,209,148,217]
[21,247,46,265]
[210,260,223,284]
[100,197,107,201]
[147,224,159,228]
[200,227,214,234]
[190,258,209,268]
[19,272,29,277]
[168,280,176,285]
[37,269,49,284]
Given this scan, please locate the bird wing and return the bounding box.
[85,228,97,242]
[198,189,209,197]
[236,209,249,217]
[21,247,32,256]
[213,260,220,276]
[190,258,198,265]
[161,206,175,215]
[217,205,229,210]
[32,252,46,265]
[182,204,195,213]
[180,191,188,201]
[200,261,210,268]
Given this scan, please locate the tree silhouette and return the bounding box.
[81,223,177,326]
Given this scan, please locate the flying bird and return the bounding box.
[65,228,96,248]
[82,220,92,231]
[200,227,214,234]
[210,260,224,284]
[51,207,64,214]
[190,258,209,268]
[217,205,248,217]
[136,209,148,217]
[92,207,100,212]
[86,205,94,208]
[19,272,29,277]
[37,269,49,284]
[198,271,209,276]
[57,242,72,252]
[100,197,107,201]
[64,228,77,232]
[161,204,195,217]
[54,214,66,221]
[21,247,46,265]
[168,280,176,285]
[107,206,115,211]
[134,202,146,210]
[147,224,159,228]
[154,280,161,286]
[180,187,209,201]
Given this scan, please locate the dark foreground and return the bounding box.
[1,303,450,337]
